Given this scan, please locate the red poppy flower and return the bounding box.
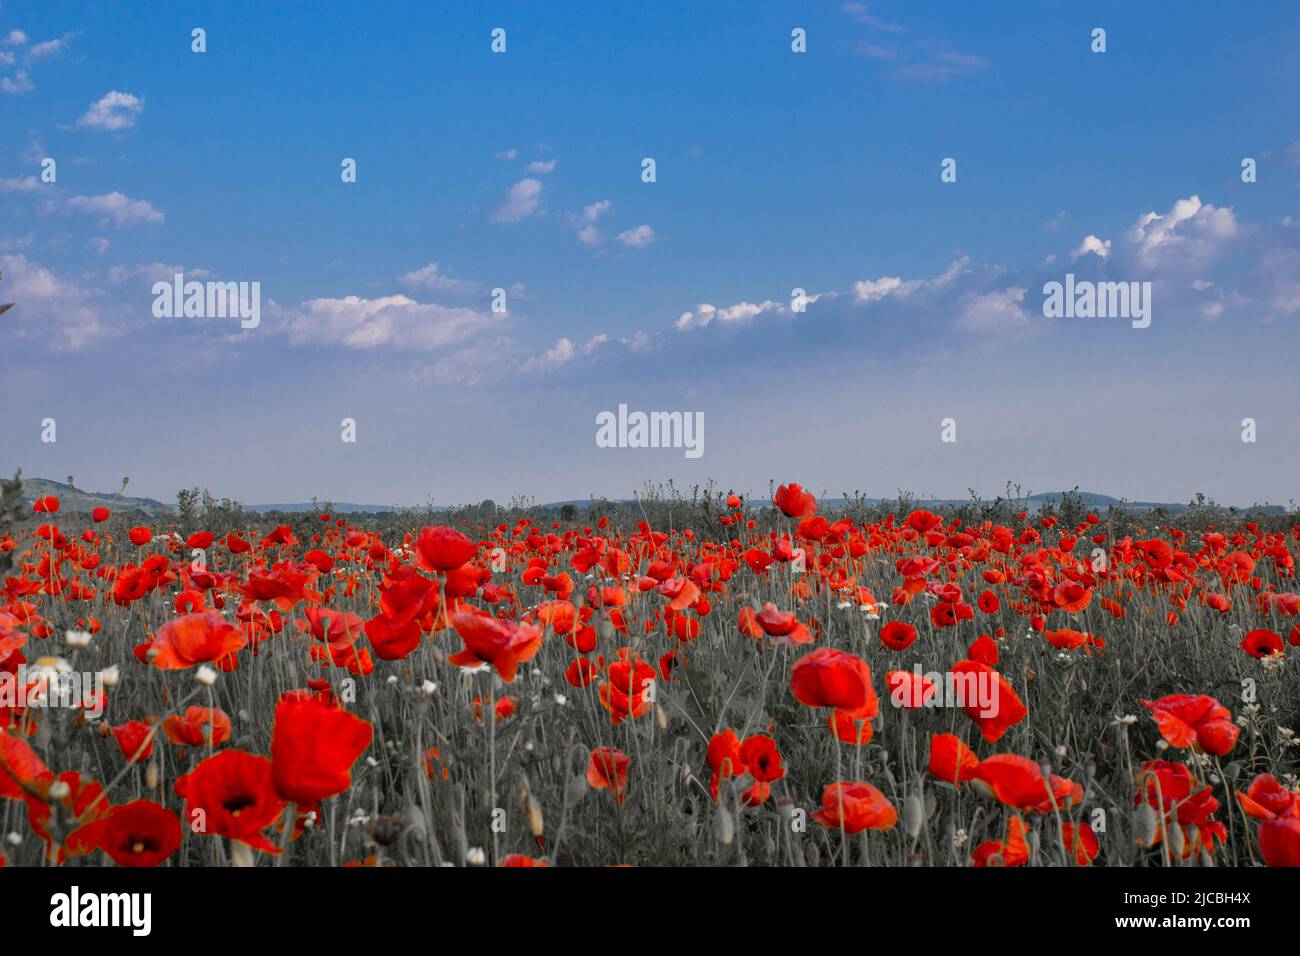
[270,695,373,804]
[67,800,182,868]
[751,602,811,645]
[415,525,477,571]
[905,509,942,534]
[449,611,543,683]
[739,734,784,783]
[1141,694,1239,756]
[597,648,656,724]
[773,483,818,518]
[1241,629,1284,659]
[970,754,1082,813]
[128,527,152,546]
[950,660,1027,743]
[162,706,232,748]
[707,729,743,799]
[137,610,247,670]
[174,749,286,854]
[829,707,876,745]
[809,781,897,833]
[880,620,918,651]
[972,814,1030,867]
[967,634,999,666]
[110,720,155,763]
[886,669,937,708]
[1235,773,1299,821]
[1258,817,1300,867]
[928,732,979,785]
[1061,821,1101,866]
[587,746,630,803]
[1044,628,1104,654]
[303,606,365,646]
[92,506,110,522]
[1052,582,1092,613]
[790,647,875,713]
[1,729,54,799]
[565,657,599,687]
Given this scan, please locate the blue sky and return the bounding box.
[2,1,1299,508]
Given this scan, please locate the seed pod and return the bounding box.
[716,806,735,845]
[902,795,925,840]
[525,794,543,837]
[565,773,588,806]
[229,840,255,868]
[1167,821,1186,858]
[1133,802,1159,846]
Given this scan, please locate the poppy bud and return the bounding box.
[715,806,734,845]
[1167,821,1186,858]
[565,774,587,807]
[1134,803,1158,846]
[903,795,925,839]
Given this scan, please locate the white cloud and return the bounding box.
[525,159,557,174]
[5,30,28,46]
[616,224,655,248]
[0,253,110,349]
[521,333,608,371]
[852,257,966,303]
[955,287,1030,332]
[896,52,987,82]
[272,294,503,351]
[76,91,145,131]
[27,36,70,60]
[0,175,40,193]
[1071,234,1111,260]
[1123,195,1238,271]
[675,299,785,332]
[491,178,543,222]
[1,70,33,94]
[400,262,478,295]
[622,330,655,353]
[495,149,518,160]
[853,275,915,302]
[1257,247,1300,319]
[570,199,612,245]
[62,192,164,228]
[841,3,903,32]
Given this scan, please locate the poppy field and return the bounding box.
[1,477,1298,870]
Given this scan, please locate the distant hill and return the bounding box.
[246,502,439,515]
[8,475,1286,518]
[11,475,168,516]
[545,491,1287,516]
